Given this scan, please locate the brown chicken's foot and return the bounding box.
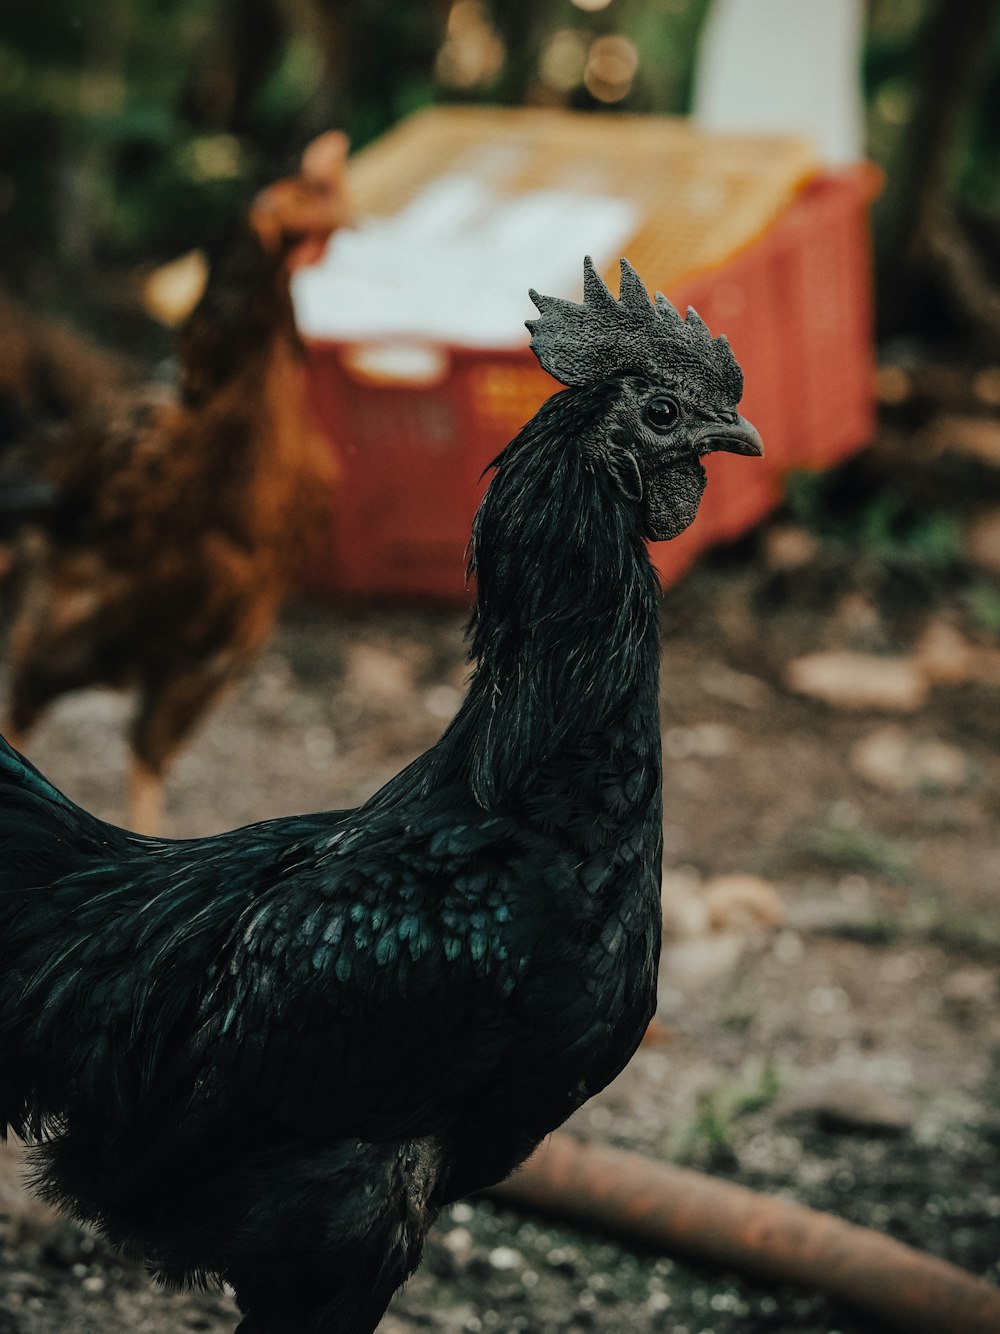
[128,758,164,836]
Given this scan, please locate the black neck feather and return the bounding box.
[431,383,662,807]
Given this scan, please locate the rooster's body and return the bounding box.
[0,259,761,1333]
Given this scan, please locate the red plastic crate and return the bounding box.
[303,165,878,603]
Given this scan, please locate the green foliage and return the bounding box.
[922,901,1000,958]
[826,915,903,947]
[683,1062,783,1158]
[827,890,1000,959]
[795,814,914,880]
[863,0,930,197]
[1,0,460,280]
[691,1089,731,1149]
[783,469,964,570]
[2,0,249,267]
[963,579,1000,636]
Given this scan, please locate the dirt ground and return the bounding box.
[1,462,999,1333]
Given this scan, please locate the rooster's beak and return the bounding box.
[696,416,764,458]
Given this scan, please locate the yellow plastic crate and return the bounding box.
[346,105,819,291]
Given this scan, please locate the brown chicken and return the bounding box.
[4,131,350,834]
[0,289,134,567]
[0,289,132,444]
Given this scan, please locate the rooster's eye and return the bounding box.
[645,397,679,432]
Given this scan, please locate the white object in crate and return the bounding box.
[693,0,865,167]
[292,173,638,349]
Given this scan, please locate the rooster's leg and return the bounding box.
[228,1138,441,1334]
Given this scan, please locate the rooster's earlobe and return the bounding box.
[607,450,643,504]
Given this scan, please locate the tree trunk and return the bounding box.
[878,0,1000,344]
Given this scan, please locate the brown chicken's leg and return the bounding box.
[129,667,239,836]
[127,757,165,837]
[2,727,27,754]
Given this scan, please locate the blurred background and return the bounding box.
[5,0,1000,348]
[2,3,1000,1334]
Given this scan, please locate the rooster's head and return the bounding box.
[526,257,762,542]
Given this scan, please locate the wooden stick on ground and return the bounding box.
[487,1132,1000,1334]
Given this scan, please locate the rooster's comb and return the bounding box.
[526,257,743,401]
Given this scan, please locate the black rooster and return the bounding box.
[0,258,761,1334]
